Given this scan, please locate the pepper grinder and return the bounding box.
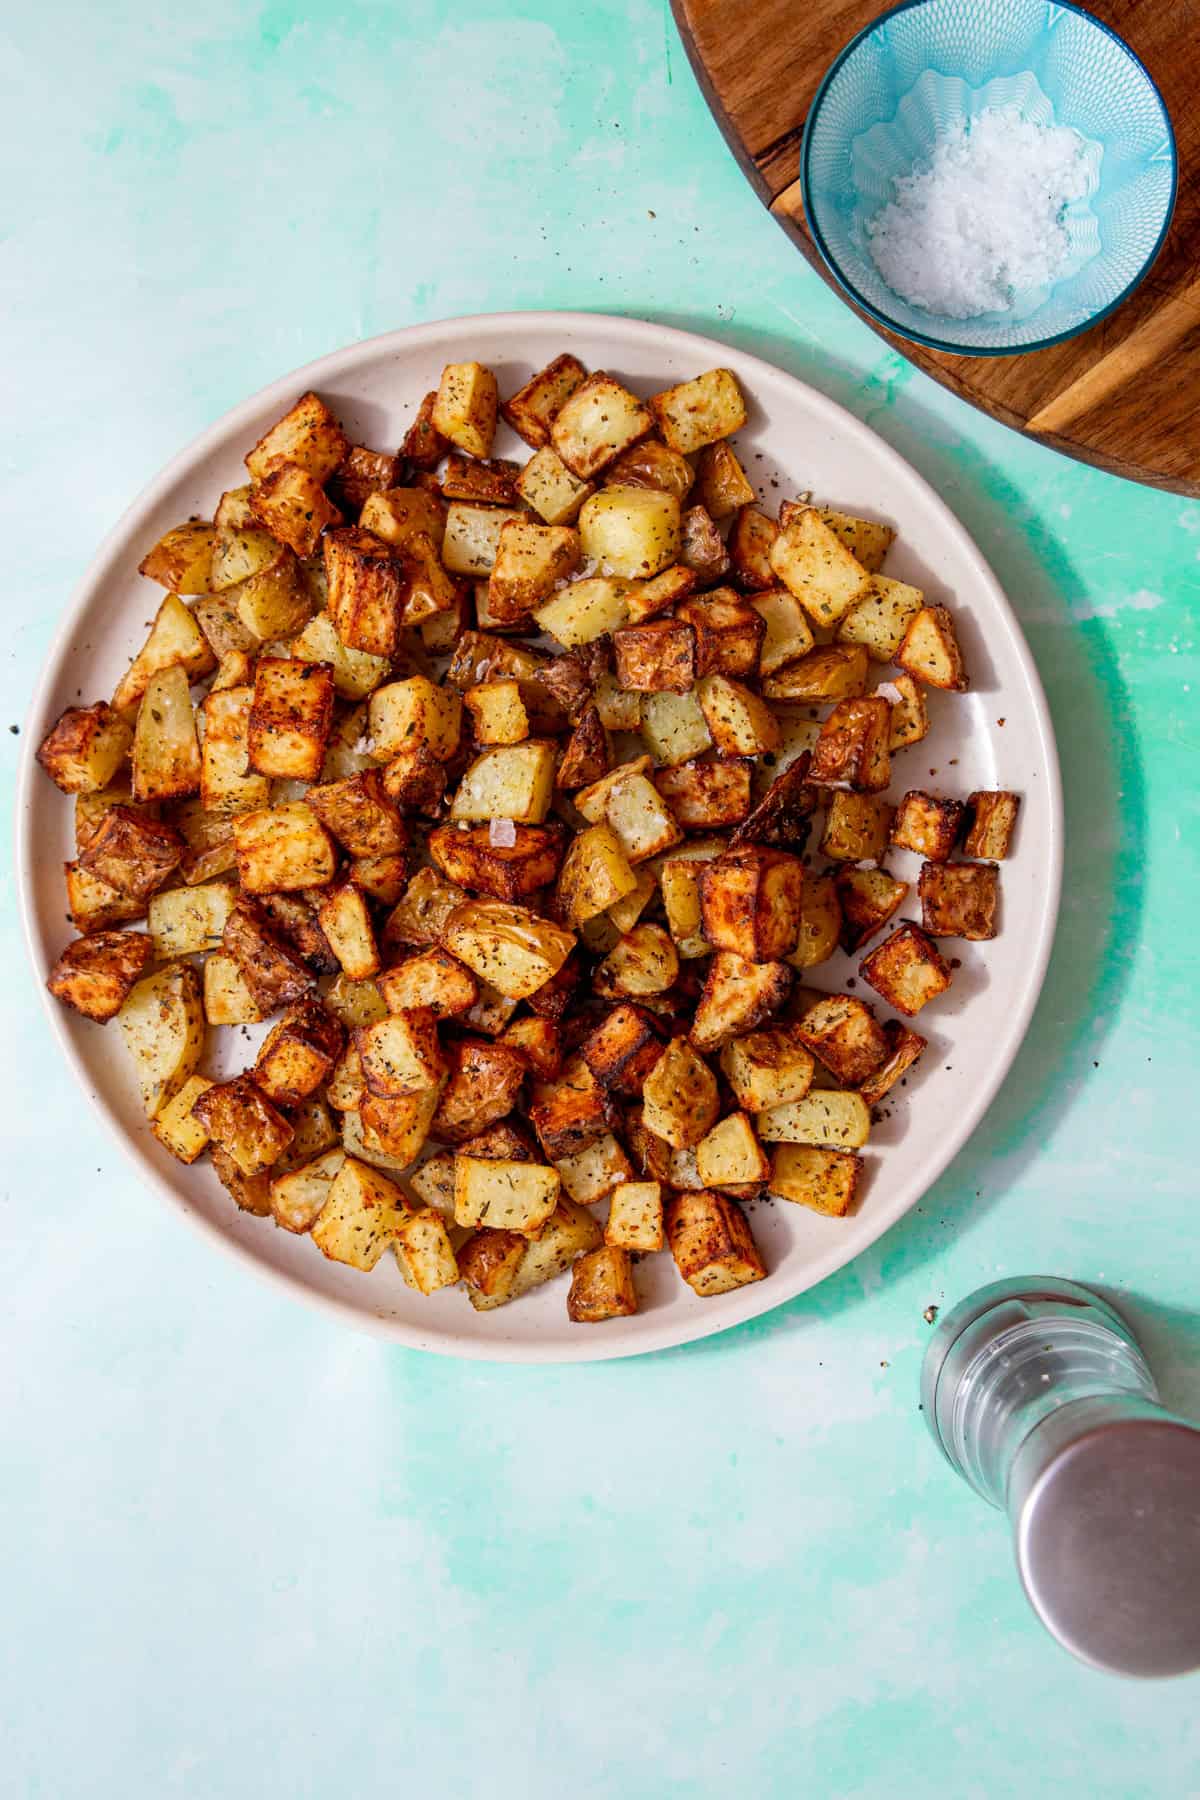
[922,1277,1200,1678]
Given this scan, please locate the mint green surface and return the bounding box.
[3,3,1198,1792]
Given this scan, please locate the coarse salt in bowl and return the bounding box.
[801,0,1177,354]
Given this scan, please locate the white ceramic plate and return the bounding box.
[17,312,1062,1362]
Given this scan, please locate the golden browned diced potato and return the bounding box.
[209,1144,271,1215]
[599,923,680,996]
[368,676,462,763]
[382,867,467,954]
[357,1010,444,1097]
[419,586,470,655]
[290,612,389,701]
[247,657,335,781]
[440,503,524,578]
[676,594,763,680]
[515,445,593,524]
[503,353,587,447]
[919,861,999,940]
[769,507,871,628]
[964,791,1020,861]
[794,992,889,1086]
[138,521,216,593]
[348,852,407,905]
[359,484,446,552]
[613,619,696,697]
[695,440,755,519]
[648,368,746,455]
[321,971,387,1032]
[781,508,894,572]
[323,526,403,657]
[679,503,730,584]
[38,702,133,796]
[859,1021,927,1106]
[694,674,777,757]
[762,645,870,704]
[246,391,347,483]
[526,1049,614,1157]
[554,1132,633,1206]
[639,689,711,768]
[641,1036,718,1148]
[787,872,842,970]
[211,486,282,592]
[890,791,964,862]
[131,666,201,803]
[551,372,653,478]
[733,754,818,850]
[233,802,336,894]
[888,674,930,750]
[458,1227,529,1309]
[728,505,778,591]
[74,783,152,854]
[501,1199,607,1306]
[605,437,694,501]
[896,604,968,691]
[820,792,894,864]
[625,563,700,625]
[202,951,266,1025]
[453,1155,560,1235]
[428,822,564,902]
[605,1180,664,1252]
[113,595,217,716]
[692,950,792,1053]
[657,761,752,836]
[329,445,401,515]
[78,805,184,902]
[449,742,557,824]
[860,923,953,1015]
[651,837,718,957]
[488,519,581,621]
[378,947,477,1019]
[151,1074,215,1164]
[533,574,633,647]
[357,1080,443,1164]
[431,1038,526,1143]
[46,929,156,1023]
[568,1245,638,1322]
[249,462,342,559]
[557,706,611,789]
[429,361,498,459]
[579,487,680,579]
[580,1002,665,1096]
[116,961,204,1119]
[176,805,239,886]
[769,1144,862,1216]
[464,680,530,746]
[400,390,449,469]
[439,454,519,506]
[607,865,656,934]
[836,575,924,662]
[191,1074,294,1175]
[499,1013,561,1078]
[601,769,684,867]
[757,1088,870,1150]
[276,1095,340,1170]
[310,1154,409,1270]
[269,1147,345,1233]
[441,899,574,1001]
[148,880,238,957]
[835,866,907,953]
[394,1209,460,1294]
[666,1188,765,1295]
[221,896,313,1012]
[557,823,637,926]
[254,998,344,1106]
[232,552,313,641]
[696,1111,769,1188]
[305,768,406,857]
[316,883,379,980]
[699,845,803,962]
[199,686,270,816]
[720,1023,815,1112]
[809,696,891,793]
[747,589,815,676]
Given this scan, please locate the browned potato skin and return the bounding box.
[794,994,889,1087]
[529,1055,618,1160]
[305,770,407,858]
[257,891,338,974]
[919,862,999,941]
[728,506,778,591]
[891,791,964,862]
[730,754,817,853]
[78,807,185,903]
[329,445,401,515]
[604,438,694,501]
[699,845,805,962]
[677,594,764,679]
[46,930,156,1022]
[430,1039,526,1144]
[858,1021,927,1107]
[439,455,520,505]
[427,823,566,901]
[690,951,792,1054]
[501,354,586,448]
[458,1228,528,1304]
[245,391,347,484]
[323,526,404,657]
[859,924,954,1016]
[665,1189,766,1296]
[211,1144,273,1216]
[254,999,345,1106]
[399,390,449,469]
[378,947,478,1018]
[808,697,892,793]
[556,707,610,790]
[580,1003,666,1096]
[612,620,696,694]
[964,791,1020,861]
[458,1119,538,1162]
[37,703,132,795]
[834,866,908,953]
[249,463,342,559]
[191,1075,295,1176]
[222,898,314,1012]
[379,746,448,816]
[247,658,336,782]
[567,1246,638,1322]
[679,505,730,584]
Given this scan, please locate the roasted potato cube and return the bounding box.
[322,527,402,657]
[625,1106,673,1183]
[233,803,336,893]
[191,1074,294,1175]
[112,593,217,715]
[720,1023,815,1112]
[747,589,815,676]
[202,951,265,1025]
[64,860,146,934]
[46,929,156,1023]
[369,676,462,762]
[131,665,201,803]
[507,1199,608,1305]
[151,1074,215,1164]
[699,845,804,962]
[430,360,498,459]
[551,372,653,478]
[323,971,388,1031]
[859,923,954,1015]
[246,657,334,781]
[464,680,530,745]
[210,1145,271,1215]
[820,792,894,864]
[964,791,1020,861]
[557,707,611,789]
[836,575,924,663]
[640,689,712,767]
[458,1228,529,1309]
[137,521,215,594]
[74,782,152,854]
[401,531,462,628]
[310,1155,409,1270]
[116,962,203,1118]
[529,1054,617,1159]
[148,880,237,957]
[382,868,467,953]
[329,445,401,515]
[394,1209,460,1295]
[730,754,818,852]
[450,742,557,824]
[439,453,519,506]
[554,1132,633,1206]
[515,445,593,524]
[696,1112,769,1189]
[729,505,778,591]
[378,946,477,1019]
[254,999,344,1106]
[648,368,746,455]
[305,769,406,857]
[400,389,449,469]
[249,462,341,559]
[891,791,964,862]
[574,756,653,822]
[175,803,238,886]
[580,1003,665,1095]
[579,487,680,580]
[769,1144,862,1216]
[694,440,755,520]
[859,1021,927,1106]
[296,614,394,706]
[591,671,640,731]
[359,485,446,552]
[377,747,443,822]
[246,391,347,483]
[221,897,314,1012]
[603,769,684,865]
[441,503,524,577]
[613,620,695,694]
[534,574,633,647]
[599,923,680,996]
[502,353,586,447]
[655,757,751,830]
[316,883,380,980]
[919,861,999,940]
[358,1084,442,1163]
[678,503,730,583]
[794,993,889,1085]
[625,562,700,623]
[787,872,842,970]
[357,1011,444,1097]
[691,951,792,1053]
[896,605,968,691]
[568,1246,638,1322]
[348,852,407,906]
[677,594,764,679]
[809,697,891,793]
[804,508,894,572]
[441,900,574,1000]
[607,865,656,934]
[557,823,638,926]
[769,508,871,627]
[835,866,908,953]
[211,485,283,591]
[269,1147,345,1234]
[199,687,270,815]
[757,1089,870,1149]
[500,1014,561,1079]
[429,822,564,902]
[453,1156,560,1235]
[666,1189,765,1295]
[697,675,779,757]
[605,1180,664,1252]
[487,519,580,622]
[888,673,929,750]
[654,837,721,956]
[762,645,869,704]
[78,805,184,902]
[605,438,694,502]
[641,1036,718,1148]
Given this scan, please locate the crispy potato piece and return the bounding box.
[613,619,695,694]
[666,1189,765,1295]
[747,589,815,676]
[794,992,889,1086]
[836,575,924,663]
[809,697,891,793]
[249,463,341,559]
[488,520,581,621]
[74,782,154,854]
[322,971,387,1031]
[896,605,968,691]
[202,951,265,1025]
[655,758,751,831]
[762,645,869,704]
[529,1054,618,1159]
[888,673,930,750]
[458,1228,529,1309]
[605,438,694,502]
[860,923,954,1016]
[533,574,633,647]
[641,1036,718,1148]
[605,1180,664,1252]
[323,526,403,657]
[254,999,344,1106]
[228,552,313,641]
[113,594,217,716]
[551,372,653,478]
[697,675,779,757]
[557,823,638,926]
[464,679,530,745]
[46,929,156,1023]
[730,754,817,854]
[580,488,680,579]
[769,1145,862,1216]
[269,1147,346,1234]
[515,445,593,524]
[329,445,401,516]
[554,1132,633,1206]
[400,390,448,469]
[919,861,999,940]
[37,702,132,797]
[502,353,586,447]
[310,1155,409,1270]
[78,805,184,903]
[357,1011,444,1097]
[64,861,146,934]
[699,846,804,962]
[305,769,406,857]
[769,508,871,627]
[116,962,204,1119]
[607,865,656,933]
[148,881,238,957]
[649,368,746,455]
[599,923,679,996]
[199,687,270,816]
[276,1096,340,1171]
[695,440,755,519]
[210,1145,272,1215]
[131,666,201,803]
[720,1023,815,1113]
[233,803,336,893]
[891,791,964,862]
[574,757,653,822]
[653,836,721,956]
[964,791,1020,861]
[499,1014,561,1078]
[246,391,347,483]
[256,892,336,973]
[191,1075,294,1176]
[358,1083,443,1165]
[378,947,477,1018]
[382,868,467,953]
[449,743,557,824]
[691,951,792,1053]
[557,706,611,789]
[454,1156,560,1235]
[820,792,894,864]
[602,770,684,866]
[428,1039,526,1146]
[859,1021,927,1106]
[316,883,380,980]
[247,658,335,781]
[729,505,778,591]
[441,900,574,1000]
[348,852,407,906]
[394,1209,460,1295]
[757,1089,870,1150]
[696,1111,770,1189]
[430,361,498,459]
[368,676,462,764]
[640,689,712,768]
[221,898,314,1011]
[835,866,908,953]
[677,594,764,680]
[137,521,215,594]
[441,504,525,578]
[679,504,730,583]
[359,485,446,552]
[439,454,519,506]
[625,563,700,625]
[787,872,842,970]
[151,1074,215,1164]
[429,822,564,902]
[792,508,895,572]
[567,1246,638,1321]
[580,1003,665,1095]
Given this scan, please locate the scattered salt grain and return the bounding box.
[489,818,517,847]
[873,681,904,706]
[866,107,1090,319]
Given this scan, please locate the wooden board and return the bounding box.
[672,0,1200,496]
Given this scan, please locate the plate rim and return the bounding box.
[15,309,1064,1364]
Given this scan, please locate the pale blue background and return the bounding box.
[3,4,1199,1795]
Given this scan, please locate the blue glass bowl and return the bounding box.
[801,0,1177,354]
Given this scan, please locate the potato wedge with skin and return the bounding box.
[329,445,401,516]
[641,1036,719,1148]
[794,992,889,1086]
[74,783,154,855]
[458,1228,530,1310]
[691,951,792,1053]
[191,1075,294,1176]
[625,562,700,624]
[720,1023,815,1113]
[491,1199,605,1308]
[568,1246,638,1322]
[599,923,680,996]
[557,706,611,789]
[835,866,908,953]
[919,862,999,940]
[605,438,694,502]
[131,666,201,803]
[697,675,780,757]
[310,1155,410,1271]
[269,1147,346,1234]
[454,1157,560,1235]
[78,806,184,903]
[694,440,755,519]
[769,1144,862,1217]
[246,391,347,483]
[254,998,345,1107]
[648,368,746,455]
[151,1074,215,1164]
[249,462,341,559]
[323,526,403,657]
[439,454,519,506]
[557,823,638,926]
[449,743,557,825]
[533,575,633,647]
[229,550,313,640]
[247,657,335,781]
[729,505,778,591]
[429,822,565,902]
[666,1189,765,1295]
[431,361,498,459]
[116,962,204,1120]
[502,353,587,447]
[579,487,680,579]
[820,792,894,864]
[730,754,817,853]
[357,1011,444,1097]
[528,1053,618,1159]
[762,645,870,704]
[551,372,653,478]
[137,521,215,594]
[322,971,388,1032]
[699,846,804,962]
[304,769,406,858]
[488,519,581,622]
[515,445,593,524]
[757,1089,871,1150]
[394,1209,460,1295]
[441,900,575,1001]
[896,604,969,691]
[221,898,313,1013]
[113,594,217,716]
[605,1180,665,1253]
[679,503,730,584]
[316,883,380,980]
[47,929,156,1023]
[964,791,1020,862]
[233,803,336,894]
[696,1111,770,1188]
[431,1039,528,1145]
[382,868,468,954]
